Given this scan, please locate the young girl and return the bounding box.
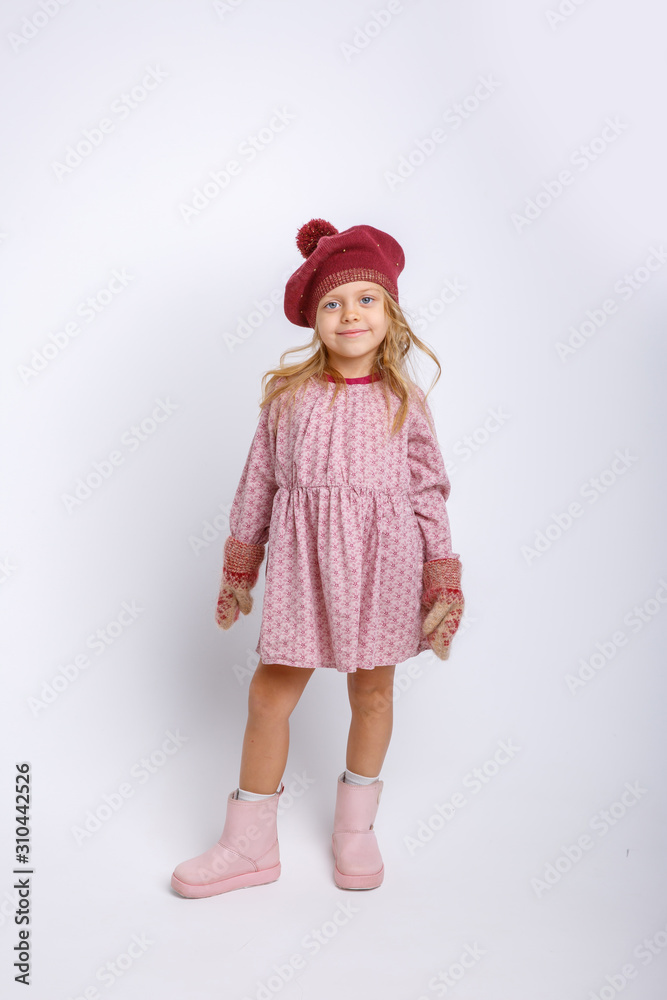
[171,219,464,897]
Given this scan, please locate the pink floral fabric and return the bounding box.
[226,373,457,673]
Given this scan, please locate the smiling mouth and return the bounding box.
[337,329,368,336]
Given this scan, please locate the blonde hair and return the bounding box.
[257,287,442,437]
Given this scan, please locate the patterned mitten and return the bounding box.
[420,557,464,660]
[215,536,266,630]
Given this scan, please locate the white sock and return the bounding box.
[343,768,380,785]
[235,786,279,801]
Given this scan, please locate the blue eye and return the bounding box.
[323,295,374,310]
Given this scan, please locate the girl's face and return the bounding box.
[315,281,388,377]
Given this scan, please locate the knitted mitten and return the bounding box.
[215,536,266,630]
[420,557,464,660]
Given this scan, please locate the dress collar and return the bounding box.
[324,372,383,384]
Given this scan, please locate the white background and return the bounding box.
[1,0,666,997]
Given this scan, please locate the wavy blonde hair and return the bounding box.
[256,287,442,437]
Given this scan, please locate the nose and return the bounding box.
[341,301,360,321]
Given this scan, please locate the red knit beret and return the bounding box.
[284,219,405,328]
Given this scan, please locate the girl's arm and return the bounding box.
[216,401,278,629]
[407,390,458,562]
[228,401,278,547]
[408,389,464,660]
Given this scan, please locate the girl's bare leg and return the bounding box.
[238,659,315,793]
[345,664,396,776]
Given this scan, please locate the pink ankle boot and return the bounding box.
[331,772,384,890]
[171,783,285,898]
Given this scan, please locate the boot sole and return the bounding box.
[171,862,281,898]
[333,863,384,890]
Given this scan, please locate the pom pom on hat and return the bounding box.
[296,218,339,258]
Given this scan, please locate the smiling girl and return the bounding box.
[171,218,465,898]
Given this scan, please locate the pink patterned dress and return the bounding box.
[227,372,456,673]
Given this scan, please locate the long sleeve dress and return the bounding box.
[225,371,457,673]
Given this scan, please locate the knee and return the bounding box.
[348,676,394,718]
[247,671,293,722]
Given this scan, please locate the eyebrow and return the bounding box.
[320,288,379,302]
